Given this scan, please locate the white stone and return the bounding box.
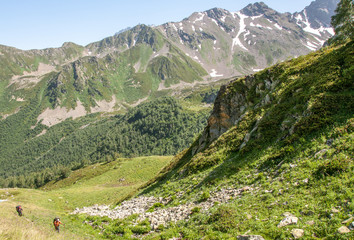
[291,229,304,239]
[277,216,298,228]
[338,226,350,234]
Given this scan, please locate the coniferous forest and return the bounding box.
[0,97,208,188]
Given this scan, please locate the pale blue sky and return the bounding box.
[0,0,315,50]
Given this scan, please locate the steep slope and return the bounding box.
[74,41,353,239]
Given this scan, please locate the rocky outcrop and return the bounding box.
[193,73,279,154]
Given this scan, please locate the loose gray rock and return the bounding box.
[342,217,353,224]
[314,149,327,159]
[71,186,252,229]
[338,226,350,234]
[326,139,333,146]
[237,235,265,240]
[331,207,340,213]
[282,212,294,217]
[306,220,315,225]
[348,222,354,230]
[277,216,298,228]
[291,229,304,239]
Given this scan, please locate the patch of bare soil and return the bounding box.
[38,101,87,127]
[9,63,56,89]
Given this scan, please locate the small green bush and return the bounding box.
[131,225,151,234]
[315,153,350,178]
[147,202,164,212]
[191,207,201,214]
[208,205,238,232]
[198,191,210,202]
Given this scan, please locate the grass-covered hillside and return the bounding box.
[74,41,353,239]
[0,97,208,188]
[0,41,352,240]
[0,156,172,240]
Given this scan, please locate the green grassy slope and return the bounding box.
[0,156,172,239]
[0,42,352,240]
[82,41,353,239]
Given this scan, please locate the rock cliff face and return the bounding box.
[194,72,278,154]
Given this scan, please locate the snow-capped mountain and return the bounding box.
[157,0,339,78]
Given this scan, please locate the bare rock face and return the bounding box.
[193,73,280,155]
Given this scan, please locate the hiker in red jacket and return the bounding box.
[53,217,65,233]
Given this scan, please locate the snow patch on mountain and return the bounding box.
[172,24,178,32]
[210,69,223,77]
[211,18,218,25]
[304,41,318,50]
[232,12,248,51]
[274,23,283,30]
[295,9,334,37]
[250,22,264,28]
[319,8,329,13]
[194,13,205,23]
[251,15,263,20]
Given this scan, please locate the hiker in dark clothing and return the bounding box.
[16,205,23,216]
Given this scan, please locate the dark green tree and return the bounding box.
[331,0,354,42]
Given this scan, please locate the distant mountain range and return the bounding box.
[0,0,339,124]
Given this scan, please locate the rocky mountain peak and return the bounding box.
[205,7,229,19]
[61,42,81,48]
[241,2,273,16]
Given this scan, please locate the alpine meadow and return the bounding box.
[0,0,353,239]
